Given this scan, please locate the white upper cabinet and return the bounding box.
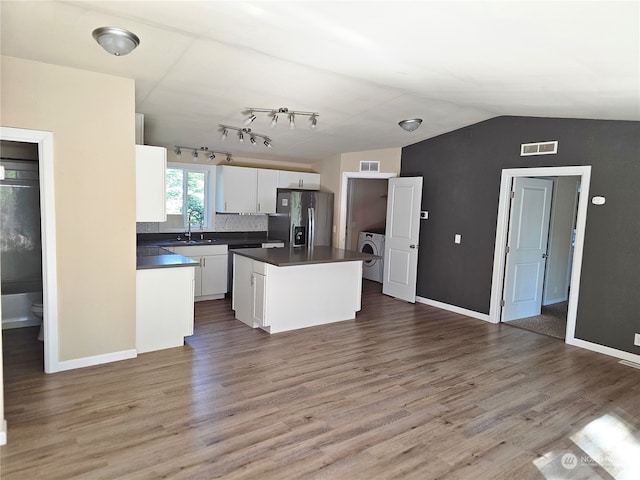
[216,165,258,213]
[256,169,278,214]
[135,145,166,222]
[277,170,321,190]
[216,165,321,213]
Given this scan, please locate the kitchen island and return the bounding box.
[232,246,379,333]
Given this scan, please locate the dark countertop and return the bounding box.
[138,237,284,248]
[231,246,380,267]
[136,246,199,270]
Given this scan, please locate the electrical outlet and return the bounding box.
[634,333,640,347]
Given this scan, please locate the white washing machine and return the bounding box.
[358,231,385,283]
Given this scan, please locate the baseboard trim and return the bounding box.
[416,297,491,322]
[566,337,640,364]
[0,419,7,445]
[55,349,137,373]
[542,297,568,306]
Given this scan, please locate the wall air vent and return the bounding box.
[359,161,380,172]
[520,140,558,156]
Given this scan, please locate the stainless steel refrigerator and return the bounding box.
[268,189,334,248]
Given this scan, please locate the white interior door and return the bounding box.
[502,177,554,321]
[383,177,423,302]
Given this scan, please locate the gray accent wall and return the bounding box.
[401,116,640,355]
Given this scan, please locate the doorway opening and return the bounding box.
[501,175,580,339]
[1,141,45,357]
[0,127,59,374]
[340,172,396,294]
[489,166,591,347]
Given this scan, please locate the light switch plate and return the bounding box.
[454,234,461,244]
[634,333,640,347]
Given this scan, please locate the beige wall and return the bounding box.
[1,56,136,361]
[314,148,401,247]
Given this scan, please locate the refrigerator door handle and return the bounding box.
[309,207,315,248]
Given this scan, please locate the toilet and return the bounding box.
[32,302,44,341]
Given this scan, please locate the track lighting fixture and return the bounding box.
[174,145,233,163]
[244,107,319,129]
[221,128,228,141]
[218,125,272,148]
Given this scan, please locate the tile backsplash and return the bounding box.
[136,214,268,234]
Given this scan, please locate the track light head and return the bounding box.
[175,147,181,157]
[192,150,199,161]
[270,114,278,128]
[244,113,256,126]
[289,113,295,129]
[264,139,272,148]
[310,114,318,129]
[238,131,244,143]
[250,136,257,146]
[209,152,215,161]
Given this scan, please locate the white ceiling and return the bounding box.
[1,1,638,164]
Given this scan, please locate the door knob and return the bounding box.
[542,253,549,258]
[410,244,419,249]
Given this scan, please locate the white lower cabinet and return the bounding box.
[172,245,228,301]
[136,266,195,354]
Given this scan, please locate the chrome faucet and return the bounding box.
[185,212,192,241]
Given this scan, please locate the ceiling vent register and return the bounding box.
[359,161,380,172]
[520,140,558,156]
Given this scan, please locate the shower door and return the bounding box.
[0,159,42,294]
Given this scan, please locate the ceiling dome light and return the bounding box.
[398,118,422,132]
[92,27,140,56]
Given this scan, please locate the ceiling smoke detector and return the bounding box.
[398,118,422,132]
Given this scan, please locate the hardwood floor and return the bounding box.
[2,281,638,479]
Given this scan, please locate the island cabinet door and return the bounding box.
[252,272,267,327]
[232,254,255,327]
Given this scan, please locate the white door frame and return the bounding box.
[339,171,397,249]
[1,127,59,373]
[491,165,640,363]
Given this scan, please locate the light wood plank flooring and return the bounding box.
[2,281,638,479]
